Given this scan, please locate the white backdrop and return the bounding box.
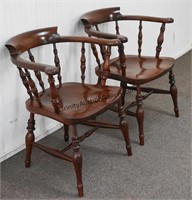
[0,0,191,162]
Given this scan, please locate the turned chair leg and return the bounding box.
[71,125,84,197]
[64,124,69,142]
[118,101,132,156]
[169,70,179,117]
[136,85,144,146]
[25,113,35,168]
[120,82,127,106]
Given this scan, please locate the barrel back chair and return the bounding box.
[5,27,132,197]
[81,7,179,146]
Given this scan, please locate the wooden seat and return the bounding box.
[81,7,179,146]
[26,83,122,123]
[5,27,132,197]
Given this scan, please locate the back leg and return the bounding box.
[64,124,69,142]
[25,113,35,168]
[136,85,144,146]
[169,70,179,117]
[120,81,127,106]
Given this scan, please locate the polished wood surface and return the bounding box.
[97,55,175,84]
[81,7,179,146]
[5,27,132,197]
[26,83,122,124]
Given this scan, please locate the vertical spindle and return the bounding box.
[156,23,165,58]
[48,75,61,114]
[28,49,45,92]
[115,20,120,35]
[53,43,62,87]
[24,69,42,107]
[17,67,33,100]
[95,25,106,60]
[138,20,143,57]
[80,42,86,84]
[100,46,111,86]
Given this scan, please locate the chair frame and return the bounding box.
[5,26,132,197]
[81,7,179,146]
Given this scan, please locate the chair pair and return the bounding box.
[5,6,179,198]
[5,27,132,197]
[81,7,179,146]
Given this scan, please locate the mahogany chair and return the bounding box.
[81,7,179,146]
[5,27,132,197]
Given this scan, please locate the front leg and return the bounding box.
[118,100,132,156]
[71,125,84,197]
[25,113,35,168]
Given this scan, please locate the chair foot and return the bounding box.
[25,160,31,168]
[77,184,84,197]
[139,135,144,146]
[175,109,179,117]
[126,145,132,156]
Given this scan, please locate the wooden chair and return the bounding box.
[81,7,179,146]
[5,27,132,197]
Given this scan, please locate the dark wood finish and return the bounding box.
[5,26,132,197]
[81,7,179,146]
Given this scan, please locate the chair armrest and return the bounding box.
[11,55,58,75]
[49,34,122,46]
[121,15,174,23]
[83,29,128,43]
